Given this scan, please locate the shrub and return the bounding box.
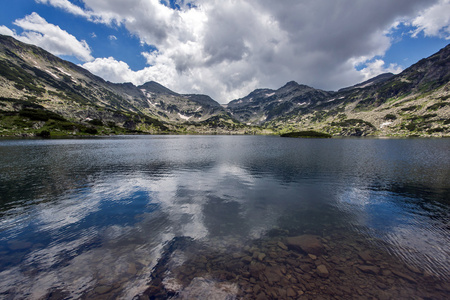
[427,127,444,133]
[384,114,397,120]
[427,102,448,111]
[401,105,417,112]
[422,113,437,119]
[36,130,50,138]
[405,123,416,131]
[331,119,375,129]
[83,127,98,134]
[88,119,103,126]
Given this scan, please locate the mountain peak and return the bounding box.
[138,81,179,95]
[284,81,300,87]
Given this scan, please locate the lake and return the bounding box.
[0,136,449,299]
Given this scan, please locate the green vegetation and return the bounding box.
[0,103,170,137]
[331,118,375,129]
[36,130,50,138]
[384,114,397,120]
[280,131,332,138]
[427,102,448,111]
[88,119,104,126]
[400,113,448,135]
[401,105,418,112]
[378,80,412,99]
[336,113,347,120]
[427,127,444,133]
[0,60,45,96]
[266,102,293,120]
[19,108,66,122]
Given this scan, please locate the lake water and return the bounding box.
[0,136,449,299]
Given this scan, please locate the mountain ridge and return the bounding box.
[0,34,449,137]
[0,34,242,136]
[226,44,450,136]
[338,73,394,92]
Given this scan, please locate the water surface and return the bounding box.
[0,136,449,299]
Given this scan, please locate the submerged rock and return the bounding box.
[358,250,375,263]
[286,287,297,297]
[277,241,288,250]
[285,235,326,255]
[94,285,112,295]
[308,254,317,260]
[316,264,329,278]
[178,277,238,300]
[357,265,380,275]
[391,270,417,284]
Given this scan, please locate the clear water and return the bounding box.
[0,136,449,299]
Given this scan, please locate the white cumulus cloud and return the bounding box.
[411,0,450,39]
[357,59,403,81]
[2,12,93,62]
[0,26,16,36]
[82,57,135,83]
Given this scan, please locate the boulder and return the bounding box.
[285,235,326,255]
[277,241,288,250]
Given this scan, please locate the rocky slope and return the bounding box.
[0,33,449,137]
[0,34,232,136]
[229,44,450,137]
[227,81,332,125]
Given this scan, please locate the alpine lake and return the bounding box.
[0,135,449,299]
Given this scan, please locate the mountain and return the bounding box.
[229,44,450,137]
[138,81,179,96]
[0,33,448,137]
[227,81,331,124]
[0,34,245,136]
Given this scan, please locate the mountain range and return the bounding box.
[0,34,449,137]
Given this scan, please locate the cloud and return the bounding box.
[0,26,16,36]
[35,0,93,19]
[1,13,93,62]
[357,59,403,81]
[411,0,450,39]
[40,0,448,102]
[82,57,135,83]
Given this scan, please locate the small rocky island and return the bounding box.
[280,131,332,138]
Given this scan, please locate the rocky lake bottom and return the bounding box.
[63,228,450,300]
[138,232,449,299]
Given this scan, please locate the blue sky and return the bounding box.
[0,0,449,103]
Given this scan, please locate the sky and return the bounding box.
[0,0,449,103]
